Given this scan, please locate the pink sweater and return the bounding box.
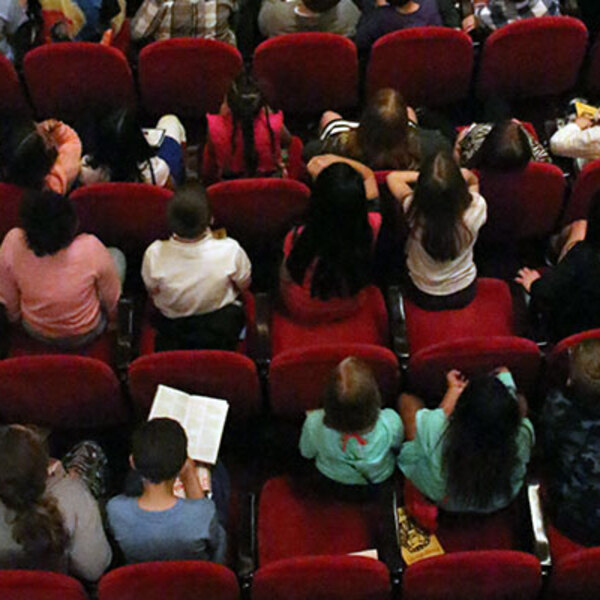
[0,229,121,338]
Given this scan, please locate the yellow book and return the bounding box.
[575,101,600,121]
[397,507,445,566]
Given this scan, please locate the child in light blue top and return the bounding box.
[299,357,403,485]
[398,368,534,513]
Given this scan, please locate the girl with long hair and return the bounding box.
[0,425,111,579]
[203,73,292,183]
[387,151,486,310]
[281,161,377,320]
[398,368,534,513]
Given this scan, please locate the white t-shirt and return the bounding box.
[403,191,487,296]
[80,155,171,187]
[141,233,252,319]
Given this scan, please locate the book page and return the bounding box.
[186,395,229,464]
[397,508,444,565]
[142,127,166,148]
[149,385,191,424]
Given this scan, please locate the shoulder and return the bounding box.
[1,227,25,249]
[415,408,447,440]
[304,409,325,429]
[519,417,536,447]
[179,497,219,519]
[379,408,402,430]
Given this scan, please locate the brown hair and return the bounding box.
[346,89,420,170]
[322,357,382,433]
[0,426,69,569]
[569,339,600,412]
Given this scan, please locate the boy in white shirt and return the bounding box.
[142,181,251,351]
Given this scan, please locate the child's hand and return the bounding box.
[446,369,468,392]
[179,457,197,479]
[515,267,541,293]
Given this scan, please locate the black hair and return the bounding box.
[443,374,521,509]
[468,120,532,171]
[408,151,473,262]
[168,181,211,238]
[303,0,340,11]
[132,419,188,484]
[286,162,373,300]
[20,190,78,257]
[387,0,412,7]
[323,357,382,433]
[89,107,155,182]
[585,191,600,251]
[2,120,57,190]
[227,74,276,177]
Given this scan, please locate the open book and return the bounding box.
[149,384,229,465]
[397,508,444,565]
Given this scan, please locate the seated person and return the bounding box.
[1,118,82,194]
[259,0,360,38]
[455,119,551,169]
[107,418,227,564]
[280,161,379,322]
[80,108,186,188]
[203,74,292,184]
[550,113,600,167]
[131,0,236,45]
[141,181,251,351]
[463,0,561,34]
[515,191,600,342]
[355,0,442,54]
[300,357,403,489]
[0,191,123,348]
[314,89,450,171]
[543,339,600,546]
[398,368,534,513]
[387,152,485,311]
[0,425,111,580]
[0,0,38,63]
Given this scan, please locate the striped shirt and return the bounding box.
[475,0,561,31]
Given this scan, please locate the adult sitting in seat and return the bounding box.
[258,0,360,38]
[0,191,123,349]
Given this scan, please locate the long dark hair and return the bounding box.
[408,151,473,262]
[0,426,69,569]
[442,375,521,509]
[227,74,276,176]
[89,108,155,182]
[286,162,373,300]
[468,120,532,171]
[348,89,420,170]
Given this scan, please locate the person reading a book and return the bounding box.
[299,357,403,493]
[79,108,186,188]
[141,181,251,351]
[107,418,228,564]
[398,368,534,513]
[550,110,600,168]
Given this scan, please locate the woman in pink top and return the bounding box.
[1,118,82,194]
[0,191,121,347]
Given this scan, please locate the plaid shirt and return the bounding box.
[131,0,236,44]
[475,0,561,31]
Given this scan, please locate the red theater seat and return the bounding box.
[0,570,87,600]
[561,159,600,226]
[546,547,600,600]
[0,183,25,242]
[0,53,29,116]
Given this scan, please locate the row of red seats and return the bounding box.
[0,17,596,123]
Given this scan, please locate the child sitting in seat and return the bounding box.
[300,357,403,490]
[107,418,228,564]
[141,181,251,351]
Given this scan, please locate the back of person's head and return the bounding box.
[355,89,419,170]
[92,107,153,182]
[303,0,340,12]
[569,339,600,414]
[468,120,532,171]
[0,426,68,569]
[132,418,188,484]
[323,357,382,433]
[409,151,472,262]
[286,162,373,299]
[2,119,57,190]
[387,0,413,8]
[443,374,521,509]
[227,74,273,177]
[20,190,78,257]
[585,191,600,251]
[167,181,211,239]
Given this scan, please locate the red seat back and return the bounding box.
[24,42,134,119]
[476,17,588,101]
[252,555,391,599]
[562,158,600,226]
[98,561,239,600]
[547,547,600,600]
[546,328,600,388]
[366,27,473,107]
[402,551,541,600]
[478,162,566,244]
[0,355,127,428]
[253,33,358,115]
[128,350,262,421]
[138,38,243,118]
[408,336,542,401]
[0,570,87,600]
[269,344,399,418]
[0,53,29,115]
[586,35,600,97]
[0,183,24,242]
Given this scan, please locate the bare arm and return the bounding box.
[461,168,479,194]
[440,370,468,416]
[307,154,378,200]
[386,170,419,203]
[179,458,205,499]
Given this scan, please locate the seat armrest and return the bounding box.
[252,292,272,375]
[386,285,409,369]
[527,480,552,577]
[237,492,258,590]
[116,296,134,376]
